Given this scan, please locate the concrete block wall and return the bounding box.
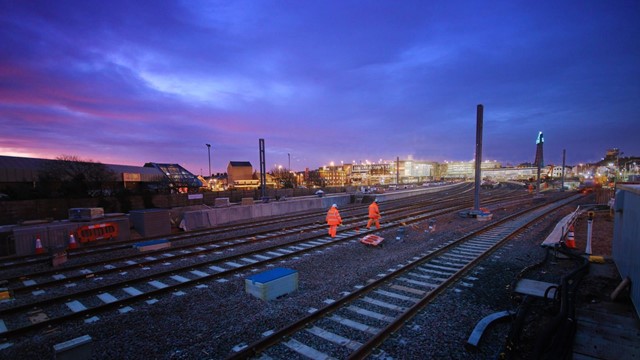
[613,184,640,317]
[181,194,351,230]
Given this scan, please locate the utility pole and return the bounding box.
[206,143,211,177]
[259,139,266,200]
[561,149,566,192]
[473,104,483,212]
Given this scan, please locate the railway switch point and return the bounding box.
[34,236,44,254]
[68,233,78,249]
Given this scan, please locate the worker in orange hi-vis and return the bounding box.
[326,204,342,238]
[367,198,381,229]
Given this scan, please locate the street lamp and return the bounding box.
[288,153,291,171]
[205,144,211,178]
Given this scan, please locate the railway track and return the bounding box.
[0,184,473,271]
[226,193,582,359]
[0,188,531,342]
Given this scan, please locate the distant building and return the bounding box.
[0,155,168,195]
[443,160,502,179]
[227,161,259,189]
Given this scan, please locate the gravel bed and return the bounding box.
[0,191,604,360]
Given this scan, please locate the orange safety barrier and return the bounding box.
[76,223,119,243]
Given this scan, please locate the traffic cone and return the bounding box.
[566,225,576,249]
[68,233,78,249]
[35,236,45,254]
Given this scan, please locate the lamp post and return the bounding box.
[206,144,211,178]
[288,153,291,171]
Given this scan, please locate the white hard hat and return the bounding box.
[373,198,378,202]
[332,204,337,208]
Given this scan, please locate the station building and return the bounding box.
[0,155,202,197]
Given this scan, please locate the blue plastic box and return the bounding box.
[245,267,298,300]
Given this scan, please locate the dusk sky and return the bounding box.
[1,1,639,175]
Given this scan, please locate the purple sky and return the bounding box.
[1,1,639,175]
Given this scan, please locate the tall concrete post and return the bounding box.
[259,139,266,200]
[474,104,483,212]
[396,156,400,185]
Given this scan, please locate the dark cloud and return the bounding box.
[1,0,638,172]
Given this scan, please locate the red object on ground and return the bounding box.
[360,234,384,246]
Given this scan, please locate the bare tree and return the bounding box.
[37,155,117,198]
[270,166,297,189]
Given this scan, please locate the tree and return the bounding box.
[270,166,297,189]
[37,155,117,198]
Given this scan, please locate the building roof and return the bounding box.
[0,155,162,183]
[229,161,252,167]
[144,163,203,188]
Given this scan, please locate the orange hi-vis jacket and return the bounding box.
[326,207,342,225]
[368,202,380,219]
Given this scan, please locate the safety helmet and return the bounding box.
[373,198,378,202]
[332,204,337,208]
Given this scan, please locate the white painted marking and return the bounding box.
[232,343,248,352]
[146,299,159,305]
[66,300,87,312]
[306,326,362,351]
[84,316,100,323]
[253,254,271,260]
[173,291,186,296]
[323,298,335,304]
[284,339,337,360]
[125,260,137,265]
[196,284,208,289]
[190,270,208,277]
[119,306,134,314]
[163,253,175,257]
[216,278,229,283]
[148,280,168,289]
[65,283,77,288]
[375,289,419,302]
[361,297,406,311]
[329,315,380,334]
[262,330,275,337]
[225,262,243,268]
[170,275,190,283]
[22,280,36,286]
[209,265,226,272]
[52,274,66,280]
[266,251,283,257]
[347,305,394,322]
[97,293,118,304]
[123,287,143,296]
[240,257,258,264]
[104,264,116,270]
